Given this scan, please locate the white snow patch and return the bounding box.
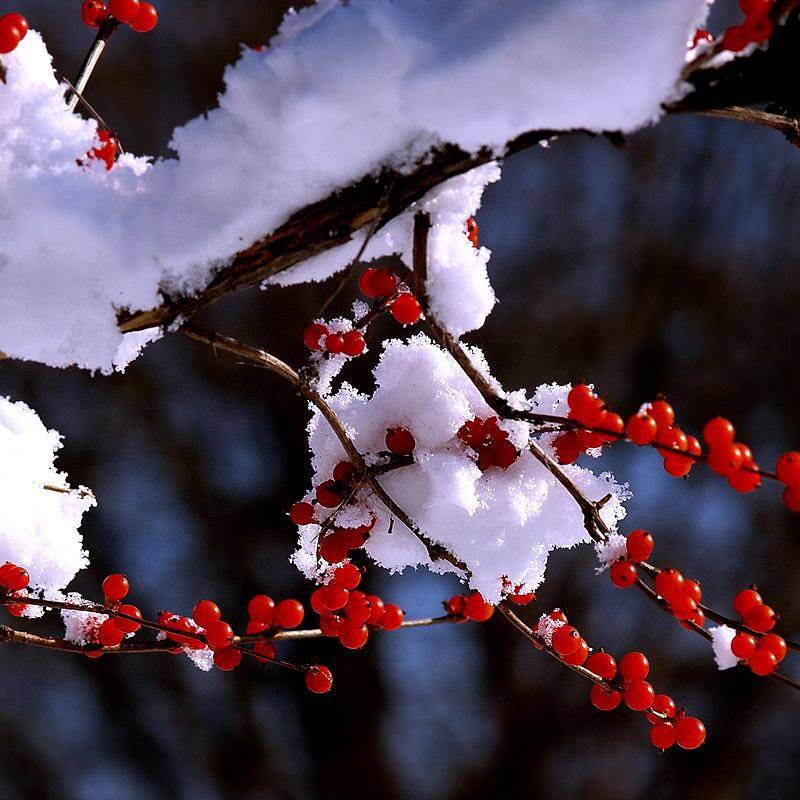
[1,0,708,370]
[0,397,93,593]
[709,624,739,670]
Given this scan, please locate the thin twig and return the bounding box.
[181,322,466,571]
[66,19,120,112]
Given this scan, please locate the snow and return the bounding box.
[594,533,628,572]
[0,397,93,593]
[535,612,566,647]
[0,0,708,371]
[292,338,629,602]
[709,624,739,670]
[61,598,106,646]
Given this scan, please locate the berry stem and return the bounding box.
[66,17,121,112]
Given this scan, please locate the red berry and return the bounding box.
[205,620,234,650]
[491,438,518,469]
[310,588,327,614]
[102,573,129,602]
[553,431,581,465]
[625,530,654,563]
[342,330,365,357]
[192,600,221,629]
[130,1,158,32]
[324,333,345,354]
[703,417,735,448]
[650,722,676,750]
[370,269,399,298]
[303,322,328,351]
[509,592,535,606]
[728,457,762,493]
[305,664,333,694]
[3,12,27,37]
[389,293,421,325]
[733,588,762,618]
[252,640,276,662]
[749,648,778,676]
[567,384,593,412]
[623,680,655,711]
[358,269,379,297]
[740,0,773,13]
[663,452,693,478]
[114,604,142,633]
[670,594,698,622]
[551,625,581,656]
[339,622,369,649]
[0,563,29,591]
[466,217,479,248]
[619,651,649,682]
[731,631,757,660]
[0,13,24,53]
[290,501,315,526]
[744,14,773,43]
[648,400,675,430]
[246,619,269,635]
[776,452,800,486]
[626,413,658,445]
[365,595,385,625]
[760,633,787,662]
[585,652,617,680]
[675,717,706,750]
[743,603,776,633]
[316,480,343,508]
[108,0,140,24]
[274,599,304,629]
[783,485,800,512]
[98,618,124,647]
[561,638,589,666]
[332,460,355,483]
[647,694,677,724]
[81,1,110,28]
[381,603,405,630]
[463,592,494,622]
[683,578,702,604]
[248,594,275,625]
[707,443,743,477]
[654,568,684,603]
[385,427,416,456]
[332,563,361,590]
[589,685,621,711]
[609,560,637,589]
[319,613,342,637]
[214,646,241,671]
[320,584,349,611]
[444,594,467,616]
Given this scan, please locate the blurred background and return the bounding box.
[1,1,799,798]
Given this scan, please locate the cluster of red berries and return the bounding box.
[553,384,624,464]
[310,563,404,650]
[585,645,705,750]
[457,416,519,470]
[609,531,706,628]
[0,561,30,616]
[0,12,27,55]
[81,0,158,33]
[88,573,142,651]
[303,322,366,357]
[729,589,787,676]
[627,399,702,479]
[289,460,376,562]
[701,417,761,492]
[358,267,422,325]
[721,0,774,52]
[465,217,479,248]
[443,591,496,621]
